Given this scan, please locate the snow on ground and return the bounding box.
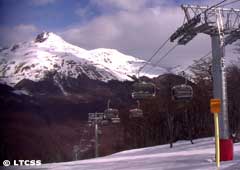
[6,137,240,170]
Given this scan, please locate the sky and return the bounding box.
[0,0,240,70]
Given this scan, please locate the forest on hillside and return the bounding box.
[121,56,240,151]
[1,56,240,163]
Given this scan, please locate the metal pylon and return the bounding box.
[170,3,240,140]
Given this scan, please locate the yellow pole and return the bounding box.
[214,112,220,168]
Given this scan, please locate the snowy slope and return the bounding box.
[0,32,167,86]
[7,138,240,170]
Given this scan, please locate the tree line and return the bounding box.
[118,56,240,150]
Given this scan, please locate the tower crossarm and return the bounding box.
[224,28,240,45]
[171,4,240,45]
[181,5,240,34]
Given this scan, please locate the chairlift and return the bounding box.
[172,84,193,101]
[104,108,119,119]
[98,129,102,135]
[129,100,144,118]
[111,115,121,124]
[104,99,121,123]
[101,119,109,125]
[171,72,193,101]
[131,81,156,100]
[88,120,92,126]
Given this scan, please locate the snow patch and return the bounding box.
[12,89,31,96]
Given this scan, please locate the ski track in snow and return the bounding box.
[6,137,240,170]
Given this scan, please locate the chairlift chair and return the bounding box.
[172,71,193,101]
[101,119,109,125]
[111,115,121,124]
[131,81,156,100]
[98,129,102,135]
[104,99,121,123]
[129,108,144,118]
[88,119,93,126]
[129,100,144,118]
[172,84,193,101]
[104,108,119,119]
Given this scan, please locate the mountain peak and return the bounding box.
[35,32,50,43]
[0,31,167,86]
[35,32,64,44]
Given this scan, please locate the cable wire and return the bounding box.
[154,44,178,66]
[137,38,170,77]
[181,0,229,22]
[182,34,233,73]
[138,0,228,78]
[172,0,229,73]
[144,44,178,73]
[204,0,229,13]
[182,50,212,72]
[218,0,240,7]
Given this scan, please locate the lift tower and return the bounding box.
[170,4,240,161]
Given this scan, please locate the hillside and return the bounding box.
[1,32,240,166]
[5,137,240,170]
[0,74,201,164]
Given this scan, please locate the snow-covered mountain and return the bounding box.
[0,32,167,86]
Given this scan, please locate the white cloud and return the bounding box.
[15,24,38,33]
[90,0,147,11]
[0,24,39,46]
[61,5,205,68]
[30,0,56,6]
[1,0,238,70]
[75,5,96,18]
[61,0,239,69]
[75,7,90,18]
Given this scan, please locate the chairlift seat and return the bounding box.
[129,108,144,118]
[104,108,119,119]
[104,99,121,123]
[132,82,156,99]
[88,120,93,126]
[172,84,193,101]
[98,130,102,135]
[101,119,109,125]
[111,117,121,123]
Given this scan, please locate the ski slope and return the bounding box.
[7,138,240,170]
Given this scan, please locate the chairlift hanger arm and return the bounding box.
[137,100,140,109]
[107,99,111,109]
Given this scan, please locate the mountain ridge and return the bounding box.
[0,32,167,87]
